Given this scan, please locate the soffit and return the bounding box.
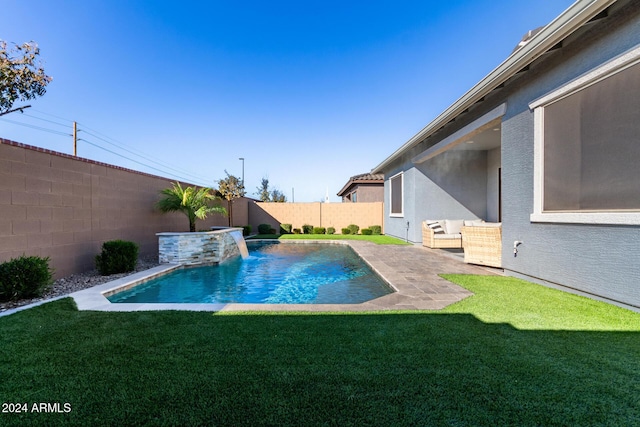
[371,0,616,174]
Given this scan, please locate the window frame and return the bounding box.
[389,172,404,217]
[529,44,640,225]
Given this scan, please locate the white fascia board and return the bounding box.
[371,0,616,174]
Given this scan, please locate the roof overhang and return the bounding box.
[372,0,616,174]
[337,176,384,196]
[411,103,506,164]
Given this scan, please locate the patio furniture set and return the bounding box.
[422,219,502,268]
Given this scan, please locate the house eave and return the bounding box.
[371,0,616,174]
[337,179,384,197]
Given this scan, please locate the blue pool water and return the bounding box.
[107,242,393,304]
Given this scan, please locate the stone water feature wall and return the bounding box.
[157,228,247,265]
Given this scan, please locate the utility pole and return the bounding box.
[73,121,77,156]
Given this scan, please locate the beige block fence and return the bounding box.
[248,201,383,234]
[1,138,384,279]
[0,139,235,278]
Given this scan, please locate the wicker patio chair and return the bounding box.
[460,223,502,268]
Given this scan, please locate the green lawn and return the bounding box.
[247,233,410,245]
[1,276,639,426]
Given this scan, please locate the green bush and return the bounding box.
[0,255,53,302]
[258,224,272,234]
[302,224,313,234]
[95,240,139,276]
[341,228,351,235]
[242,225,252,236]
[369,225,382,235]
[327,227,336,235]
[361,228,373,235]
[347,224,360,235]
[293,228,301,234]
[280,223,292,234]
[312,227,326,234]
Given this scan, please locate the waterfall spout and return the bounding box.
[230,229,249,259]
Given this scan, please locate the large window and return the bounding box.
[530,45,640,225]
[390,172,403,217]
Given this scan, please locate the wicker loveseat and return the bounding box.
[422,219,481,249]
[460,222,502,268]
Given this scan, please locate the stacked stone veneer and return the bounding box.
[157,228,243,265]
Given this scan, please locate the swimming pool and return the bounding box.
[107,241,394,304]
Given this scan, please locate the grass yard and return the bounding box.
[248,233,410,245]
[0,276,639,426]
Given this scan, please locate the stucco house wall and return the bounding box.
[337,173,384,203]
[342,184,383,203]
[499,1,640,307]
[374,0,640,309]
[383,150,490,243]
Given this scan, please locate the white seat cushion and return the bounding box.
[444,219,464,235]
[434,233,462,239]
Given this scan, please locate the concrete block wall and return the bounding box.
[1,138,385,279]
[0,139,232,278]
[249,201,384,233]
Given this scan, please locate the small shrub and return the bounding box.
[361,228,373,235]
[258,224,272,234]
[347,224,360,235]
[341,228,351,235]
[302,224,313,234]
[0,255,53,302]
[95,240,139,276]
[280,223,292,234]
[327,227,335,235]
[242,225,252,236]
[269,228,277,234]
[370,225,382,235]
[293,228,301,234]
[313,227,326,234]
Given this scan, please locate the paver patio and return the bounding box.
[65,240,498,313]
[1,241,499,316]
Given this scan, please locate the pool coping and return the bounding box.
[1,240,498,316]
[65,240,497,313]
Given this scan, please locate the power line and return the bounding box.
[31,108,77,123]
[0,117,72,137]
[78,126,211,184]
[80,137,209,186]
[2,109,214,185]
[22,113,72,128]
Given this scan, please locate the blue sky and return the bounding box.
[2,0,573,202]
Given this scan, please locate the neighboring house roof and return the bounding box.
[372,0,616,174]
[337,173,384,197]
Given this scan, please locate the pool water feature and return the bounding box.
[107,242,393,304]
[230,229,249,259]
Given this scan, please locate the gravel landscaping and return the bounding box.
[0,257,160,313]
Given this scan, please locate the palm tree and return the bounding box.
[156,182,227,232]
